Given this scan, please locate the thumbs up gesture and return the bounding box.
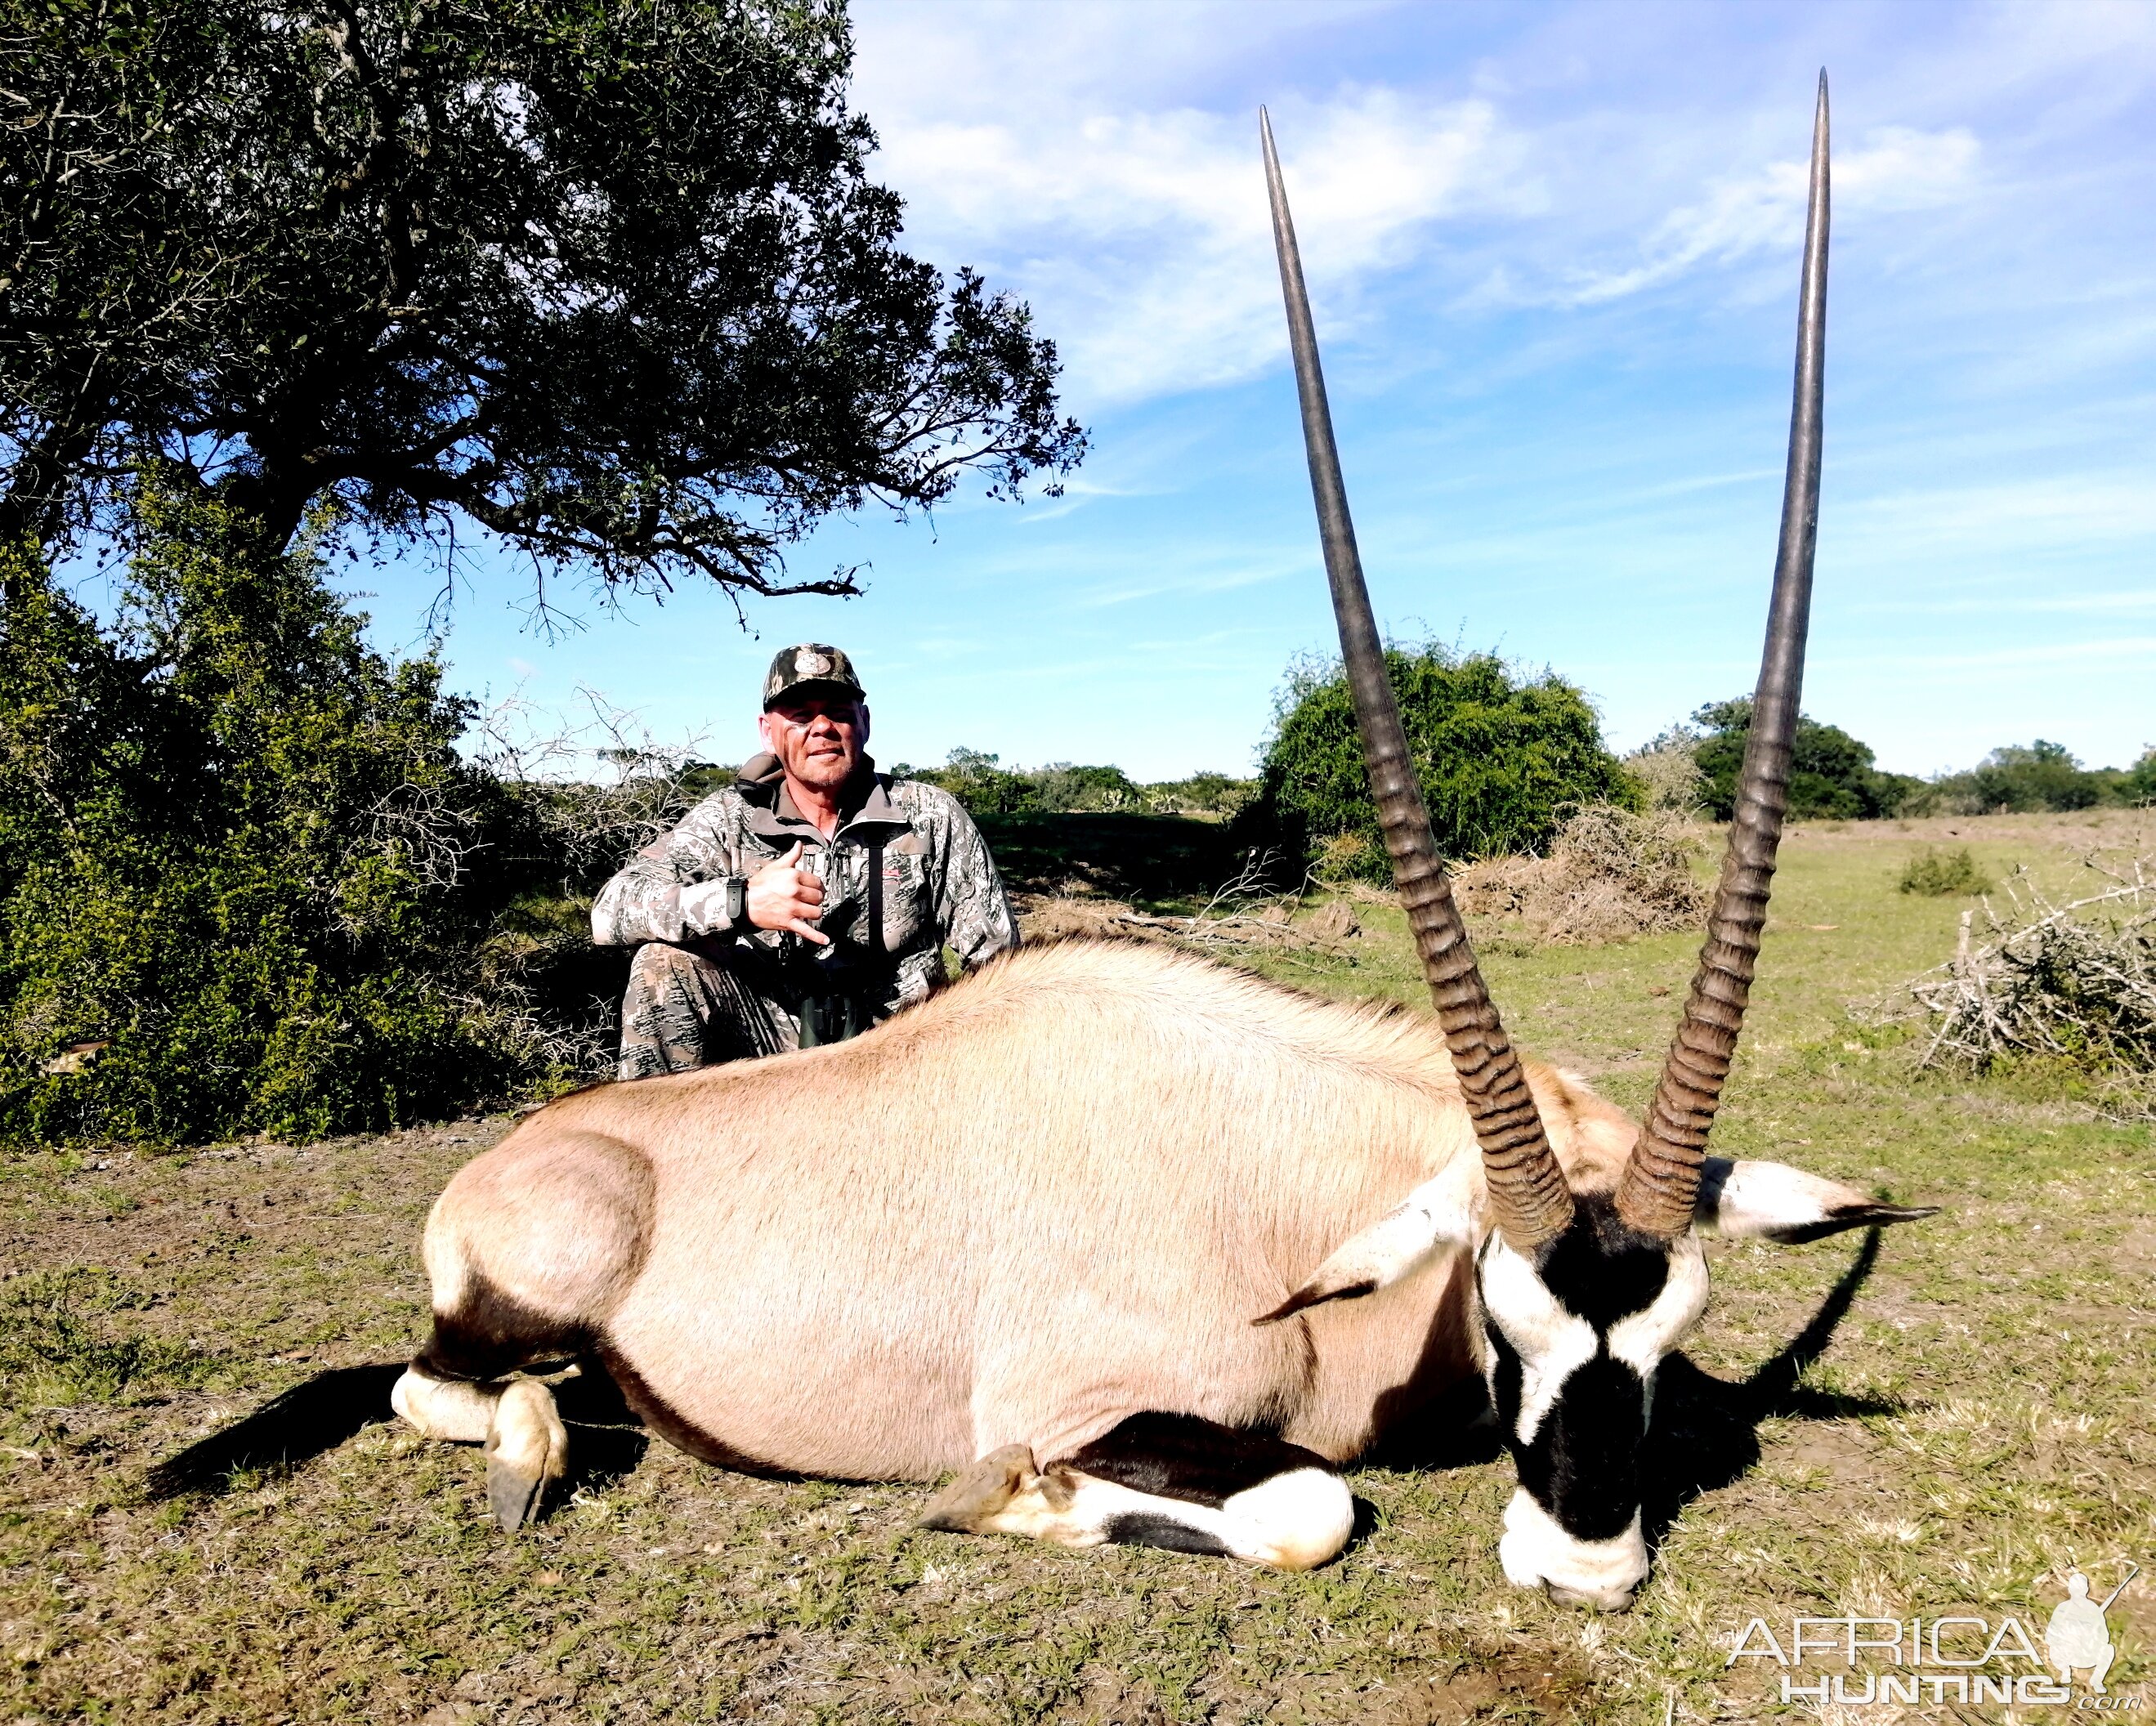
[746,841,829,943]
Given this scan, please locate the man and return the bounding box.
[592,643,1019,1079]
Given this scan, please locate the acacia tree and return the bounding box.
[0,0,1083,596]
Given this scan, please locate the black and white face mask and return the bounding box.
[1477,1196,1709,1609]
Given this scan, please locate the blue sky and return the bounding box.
[342,0,2155,782]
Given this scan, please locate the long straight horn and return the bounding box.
[1617,74,1832,1241]
[1261,108,1572,1255]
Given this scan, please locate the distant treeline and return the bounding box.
[673,754,1259,820]
[1669,700,2155,821]
[889,751,1255,820]
[6,530,2144,1154]
[879,658,2156,897]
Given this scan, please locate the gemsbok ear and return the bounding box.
[1253,1160,1480,1324]
[1693,1158,1939,1245]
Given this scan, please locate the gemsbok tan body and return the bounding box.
[396,76,1936,1607]
[410,944,1620,1473]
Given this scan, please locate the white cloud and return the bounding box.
[862,37,1984,405]
[870,89,1532,407]
[1561,127,1980,306]
[1836,474,2156,557]
[1841,635,2156,672]
[1855,589,2156,617]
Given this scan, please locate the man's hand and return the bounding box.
[747,841,829,944]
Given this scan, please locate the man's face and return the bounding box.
[759,689,869,794]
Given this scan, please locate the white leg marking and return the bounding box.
[968,1464,1353,1572]
[1219,1468,1356,1572]
[392,1367,500,1443]
[1497,1488,1646,1609]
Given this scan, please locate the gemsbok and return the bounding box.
[392,75,1934,1608]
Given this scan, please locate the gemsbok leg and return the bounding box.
[919,1413,1355,1572]
[394,1127,655,1528]
[393,1365,570,1531]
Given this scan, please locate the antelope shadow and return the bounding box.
[143,1359,648,1502]
[1639,1226,1901,1553]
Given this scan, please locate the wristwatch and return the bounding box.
[725,874,749,932]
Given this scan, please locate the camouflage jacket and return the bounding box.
[590,754,1018,1016]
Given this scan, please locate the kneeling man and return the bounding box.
[592,644,1019,1079]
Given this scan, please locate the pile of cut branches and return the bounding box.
[1014,852,1367,971]
[1867,850,2156,1117]
[1453,804,1710,946]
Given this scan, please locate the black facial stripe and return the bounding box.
[1487,1321,1525,1445]
[1508,1351,1647,1543]
[1520,1193,1672,1327]
[1063,1412,1330,1509]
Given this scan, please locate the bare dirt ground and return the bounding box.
[2,812,2151,1724]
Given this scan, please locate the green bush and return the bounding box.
[1898,847,1990,897]
[1143,771,1256,818]
[1691,698,1918,821]
[898,749,1057,816]
[1950,740,2108,812]
[0,485,573,1145]
[1901,741,2150,815]
[2123,748,2156,807]
[1237,646,1637,883]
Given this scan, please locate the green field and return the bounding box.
[2,811,2149,1724]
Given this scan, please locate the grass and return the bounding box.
[1,810,2150,1723]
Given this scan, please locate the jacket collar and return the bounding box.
[737,753,910,847]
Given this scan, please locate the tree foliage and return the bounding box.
[0,0,1082,593]
[1947,740,2109,813]
[1686,704,2150,819]
[1900,740,2154,814]
[895,749,1249,819]
[1239,646,1637,883]
[0,486,557,1143]
[1690,697,1918,821]
[2125,749,2156,808]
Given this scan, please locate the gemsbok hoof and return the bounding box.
[483,1378,567,1533]
[918,1443,1036,1533]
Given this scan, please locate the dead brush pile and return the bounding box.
[1865,849,2156,1118]
[1013,851,1369,971]
[1014,807,1709,961]
[1451,804,1710,945]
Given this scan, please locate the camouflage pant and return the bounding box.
[617,942,798,1081]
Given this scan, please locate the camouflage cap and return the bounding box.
[763,643,866,709]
